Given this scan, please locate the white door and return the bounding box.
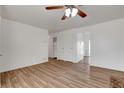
[57,33,64,60]
[57,32,76,62]
[63,33,73,61]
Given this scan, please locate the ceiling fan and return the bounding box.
[45,5,87,20]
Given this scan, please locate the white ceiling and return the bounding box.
[2,5,124,33]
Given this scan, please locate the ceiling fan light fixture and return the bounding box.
[65,8,78,18]
[45,5,87,20]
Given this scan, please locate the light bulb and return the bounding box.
[65,8,71,17]
[71,8,78,17]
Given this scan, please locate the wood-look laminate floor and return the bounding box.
[1,58,124,88]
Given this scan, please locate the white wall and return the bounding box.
[0,18,48,73]
[0,6,2,67]
[59,18,124,71]
[52,18,124,71]
[0,6,2,54]
[89,18,124,71]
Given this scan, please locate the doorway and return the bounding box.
[53,37,57,59]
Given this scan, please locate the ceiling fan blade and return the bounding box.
[61,14,67,20]
[45,6,64,10]
[77,9,87,18]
